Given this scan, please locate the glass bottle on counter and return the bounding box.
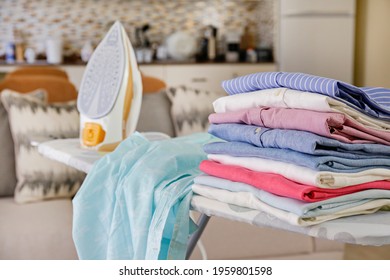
[15,29,25,63]
[24,48,36,64]
[81,41,94,62]
[225,31,240,62]
[46,35,63,64]
[240,25,256,62]
[206,25,217,61]
[5,25,16,64]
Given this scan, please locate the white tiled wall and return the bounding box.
[0,0,274,57]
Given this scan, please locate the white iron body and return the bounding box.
[77,21,142,150]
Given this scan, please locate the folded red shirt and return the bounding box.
[199,160,390,202]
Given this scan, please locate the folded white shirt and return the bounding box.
[208,153,390,188]
[212,88,390,130]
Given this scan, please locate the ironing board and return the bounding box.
[37,138,390,258]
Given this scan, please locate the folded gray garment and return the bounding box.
[194,174,390,218]
[191,194,390,245]
[192,183,390,227]
[203,141,390,173]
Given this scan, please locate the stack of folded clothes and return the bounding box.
[193,72,390,226]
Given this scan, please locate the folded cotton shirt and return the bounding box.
[204,141,390,172]
[199,160,390,202]
[209,123,390,159]
[192,183,390,226]
[209,107,390,145]
[191,194,390,243]
[194,174,390,218]
[221,72,390,120]
[212,88,390,131]
[208,153,390,188]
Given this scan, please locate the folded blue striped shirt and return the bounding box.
[221,72,390,120]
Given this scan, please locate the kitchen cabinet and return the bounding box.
[142,63,276,94]
[139,65,165,82]
[164,63,276,94]
[0,63,276,93]
[60,66,86,89]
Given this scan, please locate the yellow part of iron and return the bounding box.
[82,122,106,147]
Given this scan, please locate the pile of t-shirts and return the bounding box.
[193,72,390,226]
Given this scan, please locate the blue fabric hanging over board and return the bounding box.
[72,132,216,260]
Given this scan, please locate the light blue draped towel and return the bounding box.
[72,132,215,260]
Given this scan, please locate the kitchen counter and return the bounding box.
[0,61,277,92]
[0,58,274,67]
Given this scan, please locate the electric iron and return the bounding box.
[77,21,142,151]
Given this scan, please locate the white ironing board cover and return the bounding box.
[38,138,101,173]
[38,138,390,246]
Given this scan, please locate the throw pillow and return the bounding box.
[1,89,85,203]
[0,89,47,197]
[0,95,18,197]
[165,86,225,136]
[136,90,175,137]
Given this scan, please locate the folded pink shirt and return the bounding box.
[199,160,390,202]
[208,107,390,145]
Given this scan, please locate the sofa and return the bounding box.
[0,67,345,260]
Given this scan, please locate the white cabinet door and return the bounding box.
[61,66,86,90]
[165,64,276,94]
[229,63,276,79]
[165,65,229,94]
[139,65,165,82]
[0,65,18,73]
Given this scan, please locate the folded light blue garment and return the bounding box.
[194,174,390,218]
[72,132,215,260]
[209,123,390,158]
[203,141,390,173]
[221,72,390,120]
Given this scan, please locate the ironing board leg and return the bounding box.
[186,214,211,260]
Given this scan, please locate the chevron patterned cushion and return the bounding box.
[1,89,85,203]
[0,89,47,197]
[165,86,225,137]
